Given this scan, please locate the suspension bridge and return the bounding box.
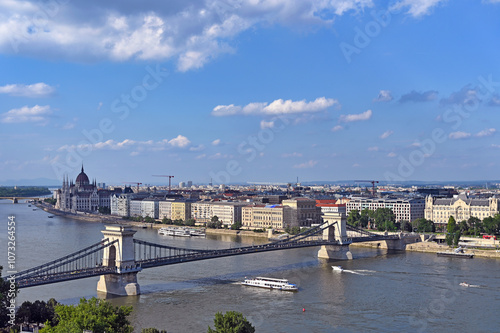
[4,213,419,296]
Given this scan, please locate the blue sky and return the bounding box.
[1,0,500,185]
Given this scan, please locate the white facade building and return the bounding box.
[346,197,425,222]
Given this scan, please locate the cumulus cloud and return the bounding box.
[373,90,393,102]
[339,109,372,123]
[367,146,379,151]
[0,82,55,97]
[1,105,52,123]
[399,90,438,103]
[449,131,471,140]
[332,125,343,132]
[391,0,446,17]
[0,1,379,70]
[387,152,397,157]
[440,85,481,107]
[212,139,221,146]
[167,134,191,148]
[293,160,318,169]
[475,128,496,137]
[212,97,339,116]
[380,130,393,139]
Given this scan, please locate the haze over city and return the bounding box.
[1,0,500,185]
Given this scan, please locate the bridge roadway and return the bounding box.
[14,238,343,288]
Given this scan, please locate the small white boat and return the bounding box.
[158,227,175,236]
[241,277,298,291]
[332,266,344,272]
[459,282,470,287]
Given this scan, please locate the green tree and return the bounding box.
[0,266,17,328]
[411,218,435,233]
[141,328,167,333]
[483,216,500,235]
[231,221,242,230]
[15,299,58,326]
[359,208,372,229]
[144,216,155,223]
[162,217,173,225]
[447,216,457,234]
[98,206,111,214]
[373,208,396,231]
[467,216,481,236]
[207,311,255,333]
[453,230,462,246]
[185,219,196,226]
[347,209,360,227]
[400,220,411,232]
[445,233,454,246]
[40,297,133,333]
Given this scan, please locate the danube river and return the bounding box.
[1,201,499,332]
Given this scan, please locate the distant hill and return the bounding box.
[0,178,61,187]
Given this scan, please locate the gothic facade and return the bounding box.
[56,166,111,213]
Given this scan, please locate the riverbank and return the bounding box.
[351,240,500,259]
[34,202,270,237]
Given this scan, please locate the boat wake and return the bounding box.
[342,269,373,276]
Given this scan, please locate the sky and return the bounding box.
[1,0,500,186]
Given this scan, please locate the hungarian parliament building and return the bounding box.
[55,165,114,212]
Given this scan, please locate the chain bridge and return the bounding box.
[4,213,419,296]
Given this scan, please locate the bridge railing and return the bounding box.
[5,239,118,283]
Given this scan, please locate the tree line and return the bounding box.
[347,207,500,236]
[0,187,51,197]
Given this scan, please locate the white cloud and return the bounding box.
[339,109,372,123]
[190,144,205,151]
[0,1,379,70]
[373,90,393,102]
[380,130,394,139]
[212,139,221,146]
[367,146,379,151]
[391,0,446,17]
[293,160,318,169]
[260,120,275,129]
[449,131,471,140]
[1,105,52,123]
[97,102,103,110]
[212,97,339,116]
[332,125,343,132]
[0,83,55,97]
[168,135,191,148]
[387,152,397,157]
[196,154,207,159]
[488,94,500,106]
[57,136,191,152]
[475,128,496,137]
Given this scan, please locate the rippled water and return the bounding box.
[1,201,499,332]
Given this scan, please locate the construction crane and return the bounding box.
[123,182,142,193]
[354,180,379,196]
[153,175,174,193]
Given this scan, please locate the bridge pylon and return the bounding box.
[317,213,353,260]
[97,225,141,296]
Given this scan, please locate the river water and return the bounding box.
[1,201,499,333]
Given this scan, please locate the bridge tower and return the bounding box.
[317,213,353,260]
[13,197,18,204]
[97,225,141,296]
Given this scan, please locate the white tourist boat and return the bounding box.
[158,227,176,236]
[173,229,191,237]
[241,277,298,291]
[189,228,206,237]
[332,265,344,272]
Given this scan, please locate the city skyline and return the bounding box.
[1,0,500,185]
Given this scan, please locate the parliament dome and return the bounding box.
[76,165,90,185]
